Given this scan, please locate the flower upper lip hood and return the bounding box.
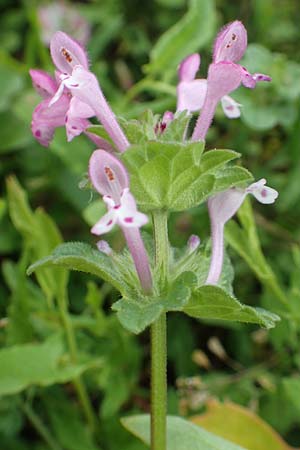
[89,149,129,202]
[50,31,89,74]
[213,20,248,64]
[89,149,148,235]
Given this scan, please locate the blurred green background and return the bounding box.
[1,0,300,449]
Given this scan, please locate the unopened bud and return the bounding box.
[187,234,200,253]
[96,240,112,255]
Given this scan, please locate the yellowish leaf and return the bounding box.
[191,400,297,450]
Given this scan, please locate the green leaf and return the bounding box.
[183,285,280,329]
[121,414,246,450]
[213,166,253,193]
[112,272,196,334]
[6,176,68,302]
[158,112,192,142]
[0,335,100,396]
[147,0,216,80]
[119,112,158,143]
[27,242,127,296]
[163,272,196,310]
[112,299,164,334]
[122,142,246,212]
[173,244,235,295]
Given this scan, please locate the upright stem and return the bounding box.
[151,210,169,450]
[153,210,169,288]
[151,313,167,450]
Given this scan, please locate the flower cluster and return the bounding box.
[29,21,278,292]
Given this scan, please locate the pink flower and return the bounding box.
[206,179,278,285]
[92,189,148,235]
[89,150,152,292]
[30,31,129,152]
[177,53,242,118]
[191,21,271,141]
[29,69,111,149]
[49,32,129,152]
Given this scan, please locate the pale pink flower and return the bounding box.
[89,150,152,292]
[191,21,271,141]
[206,179,278,285]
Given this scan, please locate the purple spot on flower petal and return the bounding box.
[261,188,268,197]
[124,217,133,223]
[114,205,121,210]
[72,126,77,130]
[35,130,41,137]
[107,220,113,226]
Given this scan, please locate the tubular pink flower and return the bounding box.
[49,32,130,152]
[89,150,152,293]
[191,21,271,141]
[192,62,242,141]
[176,53,241,118]
[29,68,111,148]
[206,179,278,285]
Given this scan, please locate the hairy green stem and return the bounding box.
[151,211,169,450]
[58,293,97,432]
[153,210,169,288]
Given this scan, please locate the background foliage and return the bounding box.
[1,0,300,449]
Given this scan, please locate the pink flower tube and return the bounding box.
[206,179,278,285]
[89,150,152,293]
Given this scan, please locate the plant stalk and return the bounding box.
[151,211,169,450]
